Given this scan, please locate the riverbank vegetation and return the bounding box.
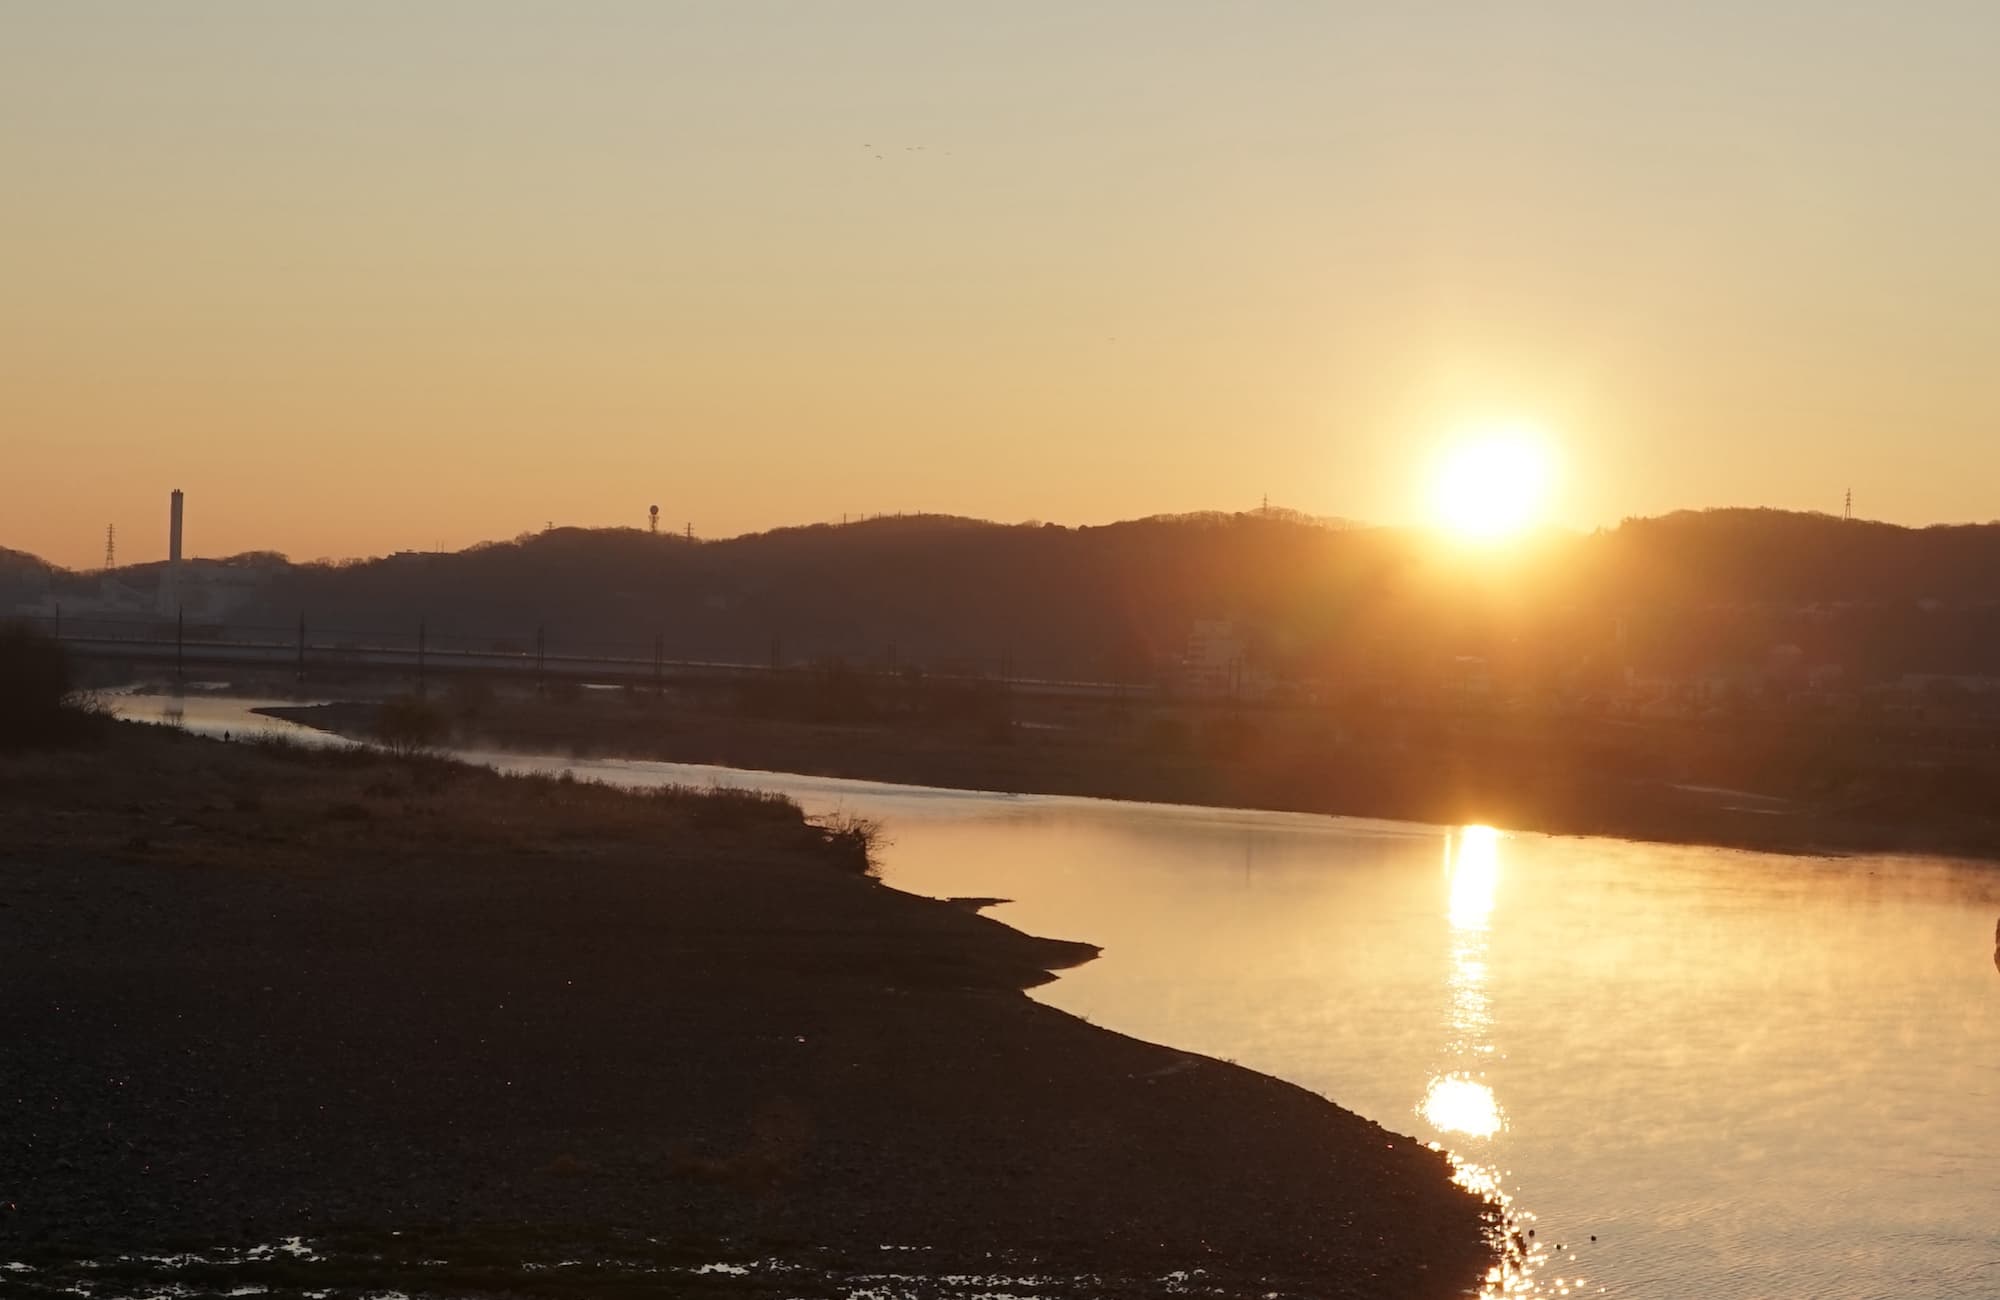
[269,674,2000,863]
[0,623,103,748]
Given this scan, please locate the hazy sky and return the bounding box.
[7,2,1999,567]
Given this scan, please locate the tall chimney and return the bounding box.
[160,489,184,615]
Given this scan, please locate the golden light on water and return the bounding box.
[1448,824,1502,931]
[1427,826,1508,1140]
[1429,824,1547,1297]
[1422,1073,1504,1138]
[1431,424,1557,542]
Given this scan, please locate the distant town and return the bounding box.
[10,492,2000,738]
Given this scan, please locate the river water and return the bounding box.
[115,693,2000,1300]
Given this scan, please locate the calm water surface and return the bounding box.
[120,694,2000,1299]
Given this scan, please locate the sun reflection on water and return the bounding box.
[1448,824,1501,931]
[1426,826,1561,1298]
[1429,826,1503,1138]
[1422,1073,1503,1139]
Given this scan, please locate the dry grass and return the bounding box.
[0,721,879,877]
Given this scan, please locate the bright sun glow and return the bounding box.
[1431,424,1556,541]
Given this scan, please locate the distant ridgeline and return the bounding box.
[13,509,2000,691]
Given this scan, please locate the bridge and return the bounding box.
[23,612,1147,702]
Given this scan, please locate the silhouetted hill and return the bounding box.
[1586,509,2000,605]
[0,547,53,608]
[16,508,2000,685]
[244,512,1393,679]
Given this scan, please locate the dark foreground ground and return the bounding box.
[0,723,1498,1299]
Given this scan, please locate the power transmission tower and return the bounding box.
[103,524,115,571]
[1844,488,1852,521]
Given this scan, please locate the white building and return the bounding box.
[1179,618,1276,699]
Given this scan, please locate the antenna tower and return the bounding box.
[1844,488,1852,521]
[104,524,116,571]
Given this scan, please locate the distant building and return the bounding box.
[1178,619,1276,699]
[1898,673,2000,695]
[180,553,286,619]
[158,489,184,616]
[1180,619,1243,697]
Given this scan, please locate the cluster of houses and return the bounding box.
[1174,616,2000,725]
[10,555,284,628]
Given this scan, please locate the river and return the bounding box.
[114,692,2000,1299]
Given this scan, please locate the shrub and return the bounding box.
[443,675,495,720]
[0,623,93,748]
[812,811,883,876]
[375,694,448,757]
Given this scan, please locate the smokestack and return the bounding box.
[160,489,184,615]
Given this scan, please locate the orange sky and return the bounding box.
[7,4,2000,569]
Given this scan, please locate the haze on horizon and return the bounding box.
[7,2,1999,569]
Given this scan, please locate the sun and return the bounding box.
[1430,424,1556,541]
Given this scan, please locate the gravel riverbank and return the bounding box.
[1,723,1497,1298]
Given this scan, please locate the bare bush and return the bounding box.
[811,811,884,876]
[375,694,448,758]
